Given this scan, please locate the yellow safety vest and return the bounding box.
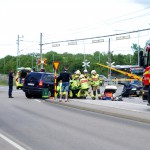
[91,74,100,86]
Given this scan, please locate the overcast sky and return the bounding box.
[0,0,150,58]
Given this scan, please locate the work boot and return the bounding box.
[9,96,14,98]
[98,94,101,100]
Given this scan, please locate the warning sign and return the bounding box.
[53,61,60,70]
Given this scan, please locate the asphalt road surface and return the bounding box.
[0,86,150,150]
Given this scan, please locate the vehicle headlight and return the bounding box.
[131,88,137,91]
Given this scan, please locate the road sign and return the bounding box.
[116,35,130,40]
[53,61,60,70]
[92,39,104,43]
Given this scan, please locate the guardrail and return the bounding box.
[106,78,136,85]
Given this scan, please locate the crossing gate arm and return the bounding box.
[96,63,142,82]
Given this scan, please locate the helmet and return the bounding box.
[80,74,84,79]
[91,70,96,74]
[40,68,45,72]
[76,70,81,75]
[83,69,88,73]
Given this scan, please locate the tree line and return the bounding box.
[0,43,144,76]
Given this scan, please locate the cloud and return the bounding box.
[132,0,150,6]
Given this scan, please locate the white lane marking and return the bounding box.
[34,99,41,103]
[0,133,26,150]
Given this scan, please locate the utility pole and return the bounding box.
[16,35,19,70]
[138,30,140,66]
[108,38,111,82]
[16,35,23,70]
[83,40,86,62]
[40,33,43,69]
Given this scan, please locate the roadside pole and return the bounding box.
[53,61,60,100]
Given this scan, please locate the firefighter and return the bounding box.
[101,88,116,101]
[76,74,90,98]
[90,70,101,100]
[74,70,81,79]
[69,70,81,98]
[83,69,89,79]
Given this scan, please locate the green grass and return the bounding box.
[0,80,16,86]
[0,80,8,86]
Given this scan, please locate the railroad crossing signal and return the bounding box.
[106,61,115,67]
[36,58,41,66]
[36,58,47,66]
[82,60,90,69]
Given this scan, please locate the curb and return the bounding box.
[45,99,150,124]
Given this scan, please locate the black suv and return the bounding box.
[23,72,57,98]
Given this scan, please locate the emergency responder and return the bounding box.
[76,74,90,98]
[101,88,116,101]
[69,70,81,98]
[90,70,101,100]
[83,69,89,79]
[74,70,81,79]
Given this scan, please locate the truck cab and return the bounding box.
[139,43,150,105]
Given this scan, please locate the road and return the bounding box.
[0,86,150,150]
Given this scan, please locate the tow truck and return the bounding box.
[139,42,150,105]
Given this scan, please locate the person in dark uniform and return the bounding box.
[59,65,72,102]
[8,69,14,98]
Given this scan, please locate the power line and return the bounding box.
[43,28,150,45]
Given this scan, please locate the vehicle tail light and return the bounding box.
[39,80,43,87]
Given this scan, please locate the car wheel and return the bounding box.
[25,92,32,98]
[142,95,147,100]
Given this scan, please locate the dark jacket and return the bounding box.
[8,72,13,85]
[59,70,72,82]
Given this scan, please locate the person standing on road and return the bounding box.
[59,65,72,102]
[8,69,14,98]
